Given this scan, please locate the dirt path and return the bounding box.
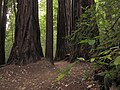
[0,60,99,90]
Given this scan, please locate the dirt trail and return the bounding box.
[0,60,99,90]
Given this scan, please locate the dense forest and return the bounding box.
[0,0,120,90]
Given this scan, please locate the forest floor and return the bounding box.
[0,58,100,90]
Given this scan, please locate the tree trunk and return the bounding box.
[72,0,82,30]
[0,0,7,65]
[46,0,53,64]
[55,0,70,61]
[55,0,65,60]
[7,0,43,65]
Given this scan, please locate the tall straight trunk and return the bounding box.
[45,0,53,64]
[65,0,72,54]
[55,0,66,60]
[55,0,72,60]
[0,0,8,65]
[72,0,82,30]
[7,0,43,65]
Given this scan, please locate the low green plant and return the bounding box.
[56,61,78,81]
[91,46,120,90]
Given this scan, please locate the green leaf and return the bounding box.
[80,39,95,45]
[80,39,89,44]
[99,50,111,56]
[94,36,100,39]
[98,71,108,76]
[114,56,120,65]
[98,61,109,65]
[56,73,65,81]
[101,55,112,60]
[110,46,119,50]
[88,40,95,45]
[90,58,95,62]
[77,57,85,61]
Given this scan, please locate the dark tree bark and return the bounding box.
[0,0,8,65]
[78,0,99,59]
[7,0,43,65]
[72,0,82,30]
[55,0,70,61]
[55,0,65,60]
[45,0,53,64]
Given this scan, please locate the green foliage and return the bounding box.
[68,0,120,60]
[56,62,77,81]
[56,63,74,81]
[93,46,120,89]
[71,8,97,43]
[114,56,120,66]
[67,4,99,57]
[80,39,95,46]
[95,0,120,49]
[88,1,120,89]
[5,2,15,61]
[90,58,95,62]
[77,57,85,61]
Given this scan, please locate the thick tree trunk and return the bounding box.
[55,0,67,61]
[7,0,43,65]
[55,0,72,61]
[55,0,66,60]
[46,0,53,64]
[0,0,7,65]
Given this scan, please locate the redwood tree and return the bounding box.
[55,0,70,61]
[45,0,53,64]
[0,0,8,65]
[7,0,43,65]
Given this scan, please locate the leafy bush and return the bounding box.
[92,46,120,90]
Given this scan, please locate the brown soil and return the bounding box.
[0,58,100,90]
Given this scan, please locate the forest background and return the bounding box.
[0,0,120,89]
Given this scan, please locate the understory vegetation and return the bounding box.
[3,0,120,89]
[67,0,120,89]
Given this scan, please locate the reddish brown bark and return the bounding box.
[46,0,53,64]
[7,0,43,65]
